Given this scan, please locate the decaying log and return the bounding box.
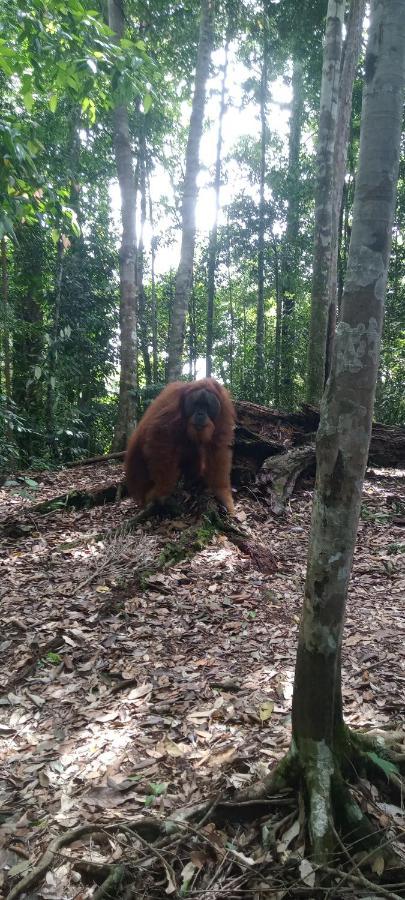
[66,450,125,467]
[257,446,316,514]
[235,401,405,468]
[3,403,403,531]
[234,401,405,512]
[53,402,404,477]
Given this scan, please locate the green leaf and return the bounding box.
[49,94,58,113]
[82,96,96,124]
[149,782,168,797]
[120,38,135,49]
[23,92,34,112]
[366,751,400,778]
[46,652,62,664]
[24,478,39,489]
[259,701,274,723]
[143,92,152,114]
[51,228,60,244]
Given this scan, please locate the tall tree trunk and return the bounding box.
[1,238,11,400]
[273,242,281,406]
[167,0,215,382]
[338,138,355,310]
[148,173,158,383]
[226,214,234,390]
[292,0,405,861]
[325,0,367,379]
[279,58,304,410]
[46,113,81,458]
[206,32,230,377]
[188,288,197,379]
[306,0,345,406]
[137,129,152,384]
[109,0,138,450]
[46,237,64,458]
[255,40,268,404]
[12,226,44,416]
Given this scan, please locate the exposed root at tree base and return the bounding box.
[7,733,405,899]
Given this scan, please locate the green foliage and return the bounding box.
[0,398,29,475]
[366,751,400,779]
[45,652,62,665]
[144,781,168,807]
[0,0,403,478]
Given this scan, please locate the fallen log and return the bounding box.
[3,403,402,532]
[66,450,125,467]
[235,401,405,468]
[257,446,316,514]
[56,403,404,476]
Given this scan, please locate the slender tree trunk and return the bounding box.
[255,42,268,404]
[279,58,304,410]
[109,0,138,450]
[148,173,158,383]
[338,148,354,308]
[226,215,234,390]
[206,33,229,377]
[273,242,281,407]
[12,225,44,437]
[242,294,247,390]
[137,129,152,384]
[229,282,234,391]
[325,0,367,379]
[306,0,345,406]
[46,237,64,457]
[167,0,215,381]
[188,288,197,379]
[1,238,11,400]
[166,267,174,365]
[292,0,405,861]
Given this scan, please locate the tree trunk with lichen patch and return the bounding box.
[325,0,367,380]
[292,0,405,863]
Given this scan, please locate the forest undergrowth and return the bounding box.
[0,460,405,898]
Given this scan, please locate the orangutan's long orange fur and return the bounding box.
[125,378,235,514]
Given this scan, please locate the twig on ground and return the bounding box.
[323,865,404,900]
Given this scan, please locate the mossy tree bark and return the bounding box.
[325,0,367,380]
[292,0,405,862]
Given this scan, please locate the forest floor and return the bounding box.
[0,461,405,898]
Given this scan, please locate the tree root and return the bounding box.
[93,864,125,900]
[323,865,404,900]
[6,818,164,900]
[7,731,405,899]
[7,825,102,900]
[347,728,405,804]
[232,748,299,802]
[31,480,126,515]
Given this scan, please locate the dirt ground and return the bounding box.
[0,461,404,898]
